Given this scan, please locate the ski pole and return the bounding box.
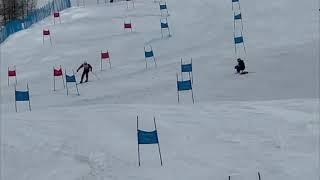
[91,71,100,80]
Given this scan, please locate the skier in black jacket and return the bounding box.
[77,61,93,83]
[234,58,245,73]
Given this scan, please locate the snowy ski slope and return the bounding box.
[0,0,319,179]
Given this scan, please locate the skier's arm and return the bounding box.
[76,64,83,72]
[89,64,93,71]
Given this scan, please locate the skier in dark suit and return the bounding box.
[234,58,245,74]
[77,61,93,83]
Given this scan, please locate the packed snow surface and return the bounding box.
[1,0,319,179]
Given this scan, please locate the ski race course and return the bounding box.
[0,0,319,179]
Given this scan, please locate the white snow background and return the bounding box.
[0,0,319,179]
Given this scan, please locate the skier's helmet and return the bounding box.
[237,58,241,62]
[84,61,87,65]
